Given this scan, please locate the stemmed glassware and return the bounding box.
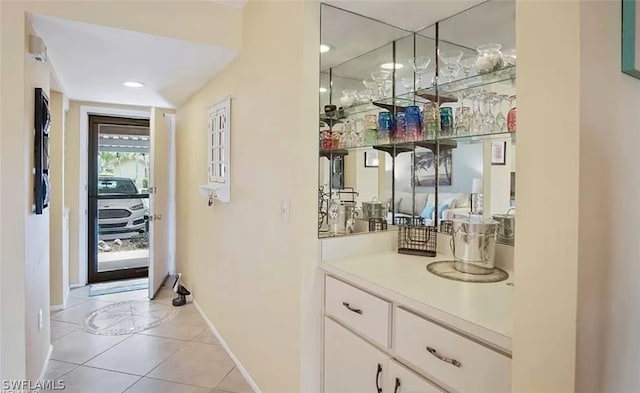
[460,55,476,78]
[438,49,463,82]
[370,71,391,99]
[495,94,509,132]
[362,78,377,100]
[408,56,432,89]
[483,92,496,133]
[401,77,415,93]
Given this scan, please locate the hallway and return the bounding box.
[46,286,253,393]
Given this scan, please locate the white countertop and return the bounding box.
[321,252,513,352]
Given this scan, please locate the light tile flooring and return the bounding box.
[46,286,253,393]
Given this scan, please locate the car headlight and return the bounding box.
[130,203,144,210]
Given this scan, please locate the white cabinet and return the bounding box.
[324,317,389,393]
[325,276,391,348]
[386,361,444,393]
[395,308,511,393]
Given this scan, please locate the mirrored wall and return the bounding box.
[318,1,516,245]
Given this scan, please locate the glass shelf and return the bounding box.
[319,131,516,156]
[415,66,516,101]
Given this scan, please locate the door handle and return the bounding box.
[426,346,462,367]
[375,363,382,393]
[394,377,401,393]
[341,301,362,314]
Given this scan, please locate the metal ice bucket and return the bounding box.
[451,218,499,274]
[492,213,515,246]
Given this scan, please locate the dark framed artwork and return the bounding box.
[622,0,640,78]
[491,141,507,165]
[364,150,379,168]
[414,150,452,186]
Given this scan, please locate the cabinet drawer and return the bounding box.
[395,308,511,393]
[325,276,390,348]
[387,360,445,393]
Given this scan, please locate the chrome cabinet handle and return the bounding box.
[341,301,362,314]
[426,346,462,368]
[375,363,382,393]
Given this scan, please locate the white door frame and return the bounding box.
[77,105,150,286]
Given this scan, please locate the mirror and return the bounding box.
[318,1,517,245]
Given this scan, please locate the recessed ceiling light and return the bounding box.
[380,63,404,70]
[319,87,327,93]
[122,81,145,88]
[320,44,330,53]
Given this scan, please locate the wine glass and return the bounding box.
[408,56,431,89]
[371,71,391,99]
[400,77,415,93]
[483,92,497,133]
[363,79,377,99]
[495,94,509,132]
[438,49,463,82]
[460,55,476,78]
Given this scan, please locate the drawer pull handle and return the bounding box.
[394,377,401,393]
[426,346,462,368]
[375,363,382,393]
[342,301,362,314]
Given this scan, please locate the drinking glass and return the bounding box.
[401,77,415,93]
[363,79,377,99]
[371,71,391,99]
[404,105,422,141]
[495,94,509,132]
[438,50,463,82]
[483,92,497,133]
[460,55,476,78]
[408,56,432,89]
[357,90,371,104]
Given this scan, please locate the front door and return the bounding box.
[88,115,151,283]
[148,108,173,298]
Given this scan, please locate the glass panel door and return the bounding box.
[88,115,151,283]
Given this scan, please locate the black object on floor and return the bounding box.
[172,284,191,307]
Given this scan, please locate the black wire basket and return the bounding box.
[368,218,388,232]
[397,225,437,257]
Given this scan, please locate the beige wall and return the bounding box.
[65,100,150,286]
[1,6,46,380]
[175,1,319,392]
[513,0,580,391]
[577,1,640,391]
[0,0,242,381]
[50,90,68,307]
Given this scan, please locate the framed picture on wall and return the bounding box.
[364,150,379,168]
[491,141,507,165]
[413,150,453,186]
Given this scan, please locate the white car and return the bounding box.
[98,177,147,239]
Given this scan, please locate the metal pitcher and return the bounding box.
[450,218,499,274]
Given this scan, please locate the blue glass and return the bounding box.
[378,111,393,132]
[404,105,422,140]
[440,107,453,135]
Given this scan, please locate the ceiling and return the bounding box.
[324,0,485,33]
[31,15,239,108]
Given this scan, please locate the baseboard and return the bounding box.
[192,299,262,393]
[50,304,65,312]
[69,283,84,289]
[38,345,53,381]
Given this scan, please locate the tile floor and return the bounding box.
[46,286,253,393]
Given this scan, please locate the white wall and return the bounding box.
[174,2,319,392]
[0,8,53,380]
[513,0,581,391]
[50,90,69,307]
[577,1,640,391]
